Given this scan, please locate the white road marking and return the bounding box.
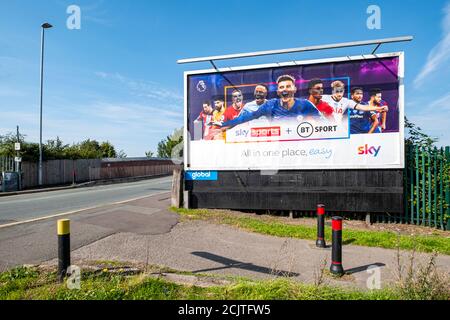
[0,177,172,205]
[0,191,171,229]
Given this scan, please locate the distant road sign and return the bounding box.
[15,157,22,162]
[14,143,21,151]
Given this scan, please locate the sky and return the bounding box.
[1,0,449,156]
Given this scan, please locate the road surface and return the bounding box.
[0,176,172,225]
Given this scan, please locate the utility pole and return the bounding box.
[16,125,22,190]
[39,22,53,186]
[16,126,20,172]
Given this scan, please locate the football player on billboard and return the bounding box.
[349,87,379,134]
[306,78,334,120]
[322,81,388,123]
[368,88,388,133]
[223,89,245,122]
[194,101,214,139]
[216,75,322,129]
[242,84,269,115]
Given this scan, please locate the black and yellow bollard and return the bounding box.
[57,219,71,282]
[330,216,344,276]
[316,204,326,248]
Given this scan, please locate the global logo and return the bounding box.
[185,171,218,181]
[358,144,381,157]
[192,171,211,179]
[196,80,207,92]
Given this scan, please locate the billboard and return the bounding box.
[184,52,404,170]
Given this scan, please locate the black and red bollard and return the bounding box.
[316,204,326,248]
[330,216,344,276]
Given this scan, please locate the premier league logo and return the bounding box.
[196,80,207,92]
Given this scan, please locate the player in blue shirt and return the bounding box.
[349,87,379,134]
[216,75,321,129]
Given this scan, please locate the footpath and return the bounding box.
[38,192,450,290]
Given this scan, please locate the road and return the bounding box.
[0,176,172,225]
[0,177,178,271]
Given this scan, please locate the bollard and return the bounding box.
[316,204,326,248]
[330,216,344,276]
[57,219,71,282]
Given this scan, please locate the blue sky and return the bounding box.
[1,0,449,156]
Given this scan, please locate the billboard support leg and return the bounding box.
[365,213,372,226]
[171,166,183,208]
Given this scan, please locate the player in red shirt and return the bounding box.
[307,78,334,120]
[194,101,214,139]
[223,89,244,121]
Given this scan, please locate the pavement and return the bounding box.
[1,190,449,290]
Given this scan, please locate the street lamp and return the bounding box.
[38,22,53,186]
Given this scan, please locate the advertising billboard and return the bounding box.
[185,52,404,170]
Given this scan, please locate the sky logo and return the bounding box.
[358,145,381,157]
[185,171,218,181]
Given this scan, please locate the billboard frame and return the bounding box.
[184,52,405,171]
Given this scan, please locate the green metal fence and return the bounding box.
[0,156,15,172]
[401,145,450,230]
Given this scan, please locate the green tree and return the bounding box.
[0,133,40,161]
[1,134,124,161]
[145,150,155,158]
[45,137,68,160]
[405,117,438,147]
[157,128,183,159]
[76,139,103,159]
[100,141,117,158]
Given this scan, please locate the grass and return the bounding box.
[170,207,450,255]
[1,265,445,300]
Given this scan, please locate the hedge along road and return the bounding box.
[0,176,172,226]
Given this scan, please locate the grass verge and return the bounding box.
[170,207,450,255]
[1,265,447,300]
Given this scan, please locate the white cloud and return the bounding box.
[1,65,184,156]
[407,90,450,147]
[0,87,26,97]
[428,92,450,111]
[94,71,183,103]
[82,101,183,128]
[408,113,450,147]
[0,101,183,157]
[414,2,450,87]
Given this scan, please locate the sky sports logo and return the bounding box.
[358,144,381,157]
[251,126,281,138]
[185,171,218,181]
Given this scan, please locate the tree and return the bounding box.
[0,134,123,160]
[145,150,154,158]
[0,133,40,161]
[157,128,183,159]
[117,150,127,158]
[76,139,103,159]
[100,141,117,158]
[405,117,438,147]
[45,137,68,160]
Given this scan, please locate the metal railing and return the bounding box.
[0,156,15,172]
[410,144,449,229]
[391,145,450,230]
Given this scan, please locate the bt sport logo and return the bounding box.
[358,144,381,157]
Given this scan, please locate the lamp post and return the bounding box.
[38,22,53,186]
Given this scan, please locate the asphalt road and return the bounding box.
[0,176,172,225]
[0,190,179,272]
